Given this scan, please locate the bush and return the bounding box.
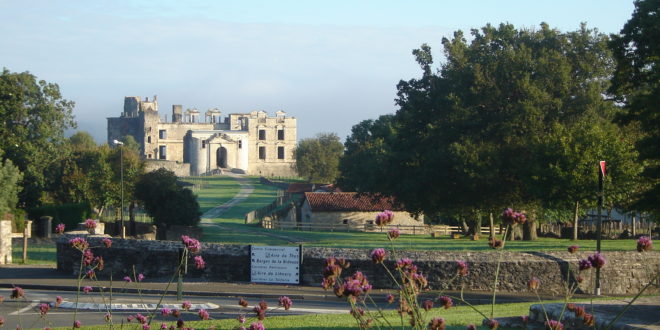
[28,203,92,233]
[135,168,200,229]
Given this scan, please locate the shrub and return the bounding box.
[28,203,92,233]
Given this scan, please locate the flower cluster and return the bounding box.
[567,245,579,254]
[370,248,386,264]
[69,237,89,251]
[396,258,428,294]
[488,237,504,249]
[545,319,564,330]
[388,228,400,240]
[428,317,446,330]
[11,286,24,299]
[321,257,350,289]
[567,304,594,327]
[637,236,653,252]
[501,208,526,225]
[194,255,206,269]
[55,223,65,234]
[334,271,372,302]
[181,235,201,253]
[84,219,97,231]
[456,260,469,277]
[375,210,394,226]
[102,238,112,248]
[278,296,293,310]
[438,296,453,309]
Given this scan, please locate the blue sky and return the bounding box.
[0,0,635,143]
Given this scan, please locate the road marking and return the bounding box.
[10,301,39,315]
[58,301,220,311]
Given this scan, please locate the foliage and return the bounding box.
[27,203,92,232]
[68,131,97,150]
[134,168,201,228]
[338,23,643,221]
[0,68,76,208]
[294,132,343,183]
[0,149,23,218]
[609,0,660,216]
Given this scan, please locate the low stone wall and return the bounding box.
[56,237,659,295]
[145,160,190,177]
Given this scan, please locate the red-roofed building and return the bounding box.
[300,192,423,231]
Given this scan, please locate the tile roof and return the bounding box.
[304,192,403,212]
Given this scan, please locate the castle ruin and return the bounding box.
[107,96,297,177]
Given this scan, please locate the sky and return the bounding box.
[0,0,635,143]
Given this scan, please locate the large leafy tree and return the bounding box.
[134,168,200,229]
[295,132,344,183]
[0,69,76,208]
[609,0,660,216]
[339,23,644,239]
[0,148,22,218]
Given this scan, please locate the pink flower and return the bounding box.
[237,314,246,323]
[385,293,395,303]
[438,296,453,309]
[83,286,92,294]
[160,308,170,316]
[39,303,50,315]
[486,319,499,329]
[428,317,445,330]
[159,323,167,330]
[55,296,62,307]
[637,236,653,252]
[422,299,434,311]
[578,259,592,271]
[181,235,201,253]
[135,313,147,324]
[73,320,81,328]
[102,238,112,248]
[568,245,579,254]
[249,322,265,330]
[142,324,150,330]
[11,287,24,299]
[123,276,132,282]
[588,252,606,269]
[0,317,4,327]
[69,237,89,251]
[238,298,248,307]
[370,248,386,264]
[55,223,65,234]
[170,309,180,317]
[83,249,94,266]
[84,219,97,230]
[278,296,293,310]
[488,237,504,249]
[182,301,192,310]
[456,260,469,276]
[137,273,145,282]
[546,319,563,330]
[198,309,209,320]
[375,210,394,226]
[86,270,95,279]
[105,313,111,322]
[527,277,540,291]
[127,315,134,322]
[194,255,206,269]
[388,228,400,240]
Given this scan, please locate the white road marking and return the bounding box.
[10,301,39,315]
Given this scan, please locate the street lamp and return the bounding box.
[113,139,125,238]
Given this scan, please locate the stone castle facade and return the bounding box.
[107,96,297,177]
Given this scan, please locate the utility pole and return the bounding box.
[114,140,125,238]
[595,160,606,296]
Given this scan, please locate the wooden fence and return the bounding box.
[260,219,504,236]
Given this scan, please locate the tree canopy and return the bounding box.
[0,148,22,217]
[295,132,344,183]
[134,168,200,228]
[338,23,644,221]
[609,0,660,215]
[0,69,76,208]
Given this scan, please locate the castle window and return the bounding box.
[259,146,266,160]
[159,146,167,160]
[259,129,266,140]
[202,141,206,149]
[238,140,242,149]
[147,136,151,143]
[277,129,285,140]
[342,219,349,225]
[159,130,167,139]
[278,146,284,159]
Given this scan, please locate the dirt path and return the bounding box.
[199,174,306,244]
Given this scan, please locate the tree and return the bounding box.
[339,23,643,239]
[134,168,200,230]
[0,148,22,217]
[295,133,344,183]
[609,0,660,216]
[0,69,76,208]
[68,131,97,150]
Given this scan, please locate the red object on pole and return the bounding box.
[599,161,606,177]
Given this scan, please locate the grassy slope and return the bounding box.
[12,241,57,265]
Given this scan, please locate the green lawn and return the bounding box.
[181,176,242,213]
[12,240,57,265]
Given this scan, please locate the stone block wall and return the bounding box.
[144,160,190,177]
[0,220,12,264]
[56,237,659,295]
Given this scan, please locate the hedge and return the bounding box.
[28,203,92,233]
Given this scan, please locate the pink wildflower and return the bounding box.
[370,248,386,264]
[135,313,147,324]
[161,308,171,316]
[84,219,97,230]
[428,317,445,330]
[160,323,167,330]
[194,255,206,269]
[69,237,89,251]
[123,276,132,282]
[238,298,248,307]
[237,314,246,323]
[422,299,434,311]
[86,270,95,279]
[385,293,395,303]
[568,245,579,254]
[198,309,209,320]
[102,238,112,248]
[578,259,592,271]
[137,273,145,282]
[11,287,24,299]
[388,228,400,240]
[73,320,81,328]
[182,301,192,310]
[181,235,201,253]
[486,318,499,329]
[105,313,111,322]
[39,303,50,316]
[278,296,293,310]
[438,296,453,309]
[55,296,62,307]
[637,236,653,252]
[588,252,606,269]
[456,260,469,276]
[527,277,540,291]
[83,249,94,266]
[170,309,180,317]
[142,324,150,330]
[546,319,564,330]
[249,322,265,330]
[83,286,92,294]
[55,223,65,234]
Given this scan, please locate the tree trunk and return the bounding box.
[467,210,482,235]
[489,212,495,238]
[523,209,538,241]
[461,218,469,235]
[572,201,579,241]
[632,215,636,236]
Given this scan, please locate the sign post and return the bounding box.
[250,245,301,284]
[595,160,606,296]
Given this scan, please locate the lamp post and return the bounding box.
[113,139,125,238]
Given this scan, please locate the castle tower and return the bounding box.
[172,105,183,123]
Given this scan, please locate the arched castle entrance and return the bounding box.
[216,147,228,168]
